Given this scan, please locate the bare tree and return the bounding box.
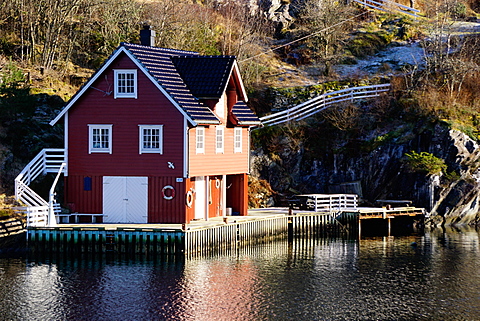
[294,0,355,74]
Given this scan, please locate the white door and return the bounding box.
[103,176,148,223]
[194,176,206,220]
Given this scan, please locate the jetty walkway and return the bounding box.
[26,202,424,257]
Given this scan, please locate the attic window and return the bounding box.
[114,70,137,98]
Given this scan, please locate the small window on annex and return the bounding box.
[196,126,205,154]
[88,124,112,154]
[139,125,163,154]
[114,69,137,98]
[234,127,242,153]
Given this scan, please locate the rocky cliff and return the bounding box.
[250,123,480,226]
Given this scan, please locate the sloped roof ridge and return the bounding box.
[175,54,236,59]
[121,42,200,56]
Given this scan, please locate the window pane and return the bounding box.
[91,127,110,150]
[196,127,204,152]
[140,126,162,153]
[216,127,223,152]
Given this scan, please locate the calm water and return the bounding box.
[0,227,479,320]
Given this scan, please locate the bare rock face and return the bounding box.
[212,0,298,29]
[427,129,480,226]
[260,0,295,28]
[251,124,480,225]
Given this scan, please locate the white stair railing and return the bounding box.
[259,84,390,127]
[354,0,420,17]
[14,148,66,227]
[15,148,65,205]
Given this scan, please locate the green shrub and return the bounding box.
[404,151,447,175]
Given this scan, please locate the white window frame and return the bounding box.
[88,124,112,154]
[114,69,137,99]
[139,125,163,154]
[234,127,242,153]
[196,126,205,154]
[216,126,224,154]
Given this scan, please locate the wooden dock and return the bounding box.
[25,205,425,256]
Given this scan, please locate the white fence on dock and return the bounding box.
[259,84,390,127]
[304,194,358,212]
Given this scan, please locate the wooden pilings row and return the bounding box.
[26,214,356,256]
[28,227,185,255]
[185,216,288,256]
[289,212,358,238]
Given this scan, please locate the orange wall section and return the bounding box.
[188,126,250,177]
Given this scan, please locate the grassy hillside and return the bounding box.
[1,0,480,203]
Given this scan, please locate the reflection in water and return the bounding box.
[0,228,478,320]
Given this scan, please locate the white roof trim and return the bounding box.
[233,61,248,103]
[50,46,198,127]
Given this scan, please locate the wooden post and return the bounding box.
[288,219,293,242]
[358,217,362,239]
[387,218,391,236]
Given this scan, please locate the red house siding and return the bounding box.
[148,177,186,223]
[65,53,188,222]
[65,175,103,214]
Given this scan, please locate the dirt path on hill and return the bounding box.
[333,21,480,79]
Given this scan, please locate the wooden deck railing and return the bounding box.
[259,84,390,127]
[307,194,358,212]
[354,0,420,17]
[14,148,66,227]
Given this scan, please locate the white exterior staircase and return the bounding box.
[14,148,66,227]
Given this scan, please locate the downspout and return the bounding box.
[222,174,226,217]
[184,118,189,178]
[64,112,69,176]
[247,127,252,174]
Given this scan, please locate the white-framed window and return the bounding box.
[114,69,137,98]
[139,125,163,154]
[216,126,224,153]
[234,127,242,153]
[196,126,205,154]
[88,124,112,154]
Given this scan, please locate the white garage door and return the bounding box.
[103,176,148,223]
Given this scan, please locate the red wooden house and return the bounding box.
[16,28,260,225]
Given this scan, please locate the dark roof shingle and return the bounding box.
[171,56,235,99]
[232,101,261,126]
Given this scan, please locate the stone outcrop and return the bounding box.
[251,124,480,225]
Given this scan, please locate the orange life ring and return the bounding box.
[186,190,193,207]
[162,185,175,200]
